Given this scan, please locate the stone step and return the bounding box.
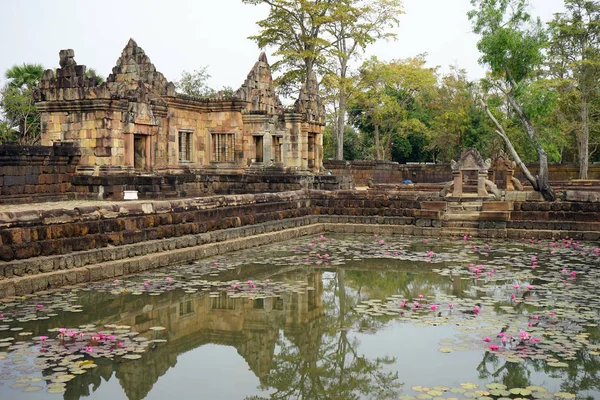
[440,228,481,237]
[443,220,480,228]
[482,201,513,211]
[444,212,481,221]
[447,205,482,212]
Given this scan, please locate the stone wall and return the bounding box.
[323,160,600,186]
[2,189,600,296]
[0,142,81,204]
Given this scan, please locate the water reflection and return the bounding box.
[0,239,599,400]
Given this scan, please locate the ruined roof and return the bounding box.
[106,38,174,101]
[294,71,325,126]
[236,52,284,116]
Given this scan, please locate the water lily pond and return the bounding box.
[0,234,599,400]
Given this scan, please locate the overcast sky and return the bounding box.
[0,0,565,91]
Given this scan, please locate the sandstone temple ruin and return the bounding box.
[33,39,325,175]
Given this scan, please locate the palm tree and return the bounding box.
[5,63,44,89]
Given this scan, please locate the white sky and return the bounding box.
[0,0,565,91]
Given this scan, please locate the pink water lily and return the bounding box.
[489,345,500,351]
[448,303,453,309]
[413,301,420,308]
[39,336,48,342]
[143,281,150,287]
[266,279,271,283]
[473,306,480,314]
[418,294,424,299]
[85,346,93,352]
[166,277,172,281]
[37,304,44,309]
[117,342,125,348]
[113,279,120,283]
[430,304,438,311]
[483,337,491,342]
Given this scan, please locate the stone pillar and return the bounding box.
[478,172,489,196]
[145,135,152,169]
[125,133,134,167]
[453,170,463,197]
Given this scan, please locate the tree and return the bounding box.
[548,0,600,179]
[1,63,44,145]
[243,0,345,96]
[324,0,403,160]
[175,66,216,98]
[4,63,44,89]
[468,0,557,201]
[427,67,498,162]
[350,56,437,161]
[0,85,41,145]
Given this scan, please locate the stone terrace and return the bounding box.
[1,189,600,298]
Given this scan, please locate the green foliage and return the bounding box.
[242,0,339,95]
[547,0,600,176]
[1,63,43,145]
[349,56,437,160]
[468,0,547,83]
[0,85,40,145]
[175,66,216,98]
[5,63,44,89]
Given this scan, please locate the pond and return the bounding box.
[0,234,599,400]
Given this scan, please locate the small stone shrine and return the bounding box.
[450,148,492,197]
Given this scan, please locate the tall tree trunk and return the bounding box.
[504,93,556,201]
[336,88,346,160]
[336,53,348,161]
[374,123,381,161]
[578,89,589,180]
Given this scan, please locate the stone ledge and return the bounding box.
[0,216,318,278]
[0,223,324,298]
[3,220,600,298]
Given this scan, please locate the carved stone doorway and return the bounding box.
[253,136,263,163]
[307,134,315,170]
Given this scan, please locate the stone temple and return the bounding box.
[33,39,325,175]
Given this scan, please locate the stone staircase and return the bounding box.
[444,201,483,230]
[420,200,513,236]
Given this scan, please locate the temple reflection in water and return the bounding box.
[61,271,324,400]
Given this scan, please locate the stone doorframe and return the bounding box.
[451,148,492,197]
[125,132,152,170]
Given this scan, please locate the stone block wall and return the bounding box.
[0,191,312,264]
[324,160,600,186]
[0,143,81,204]
[2,189,600,296]
[70,172,350,200]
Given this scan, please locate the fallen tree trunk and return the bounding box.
[480,99,556,201]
